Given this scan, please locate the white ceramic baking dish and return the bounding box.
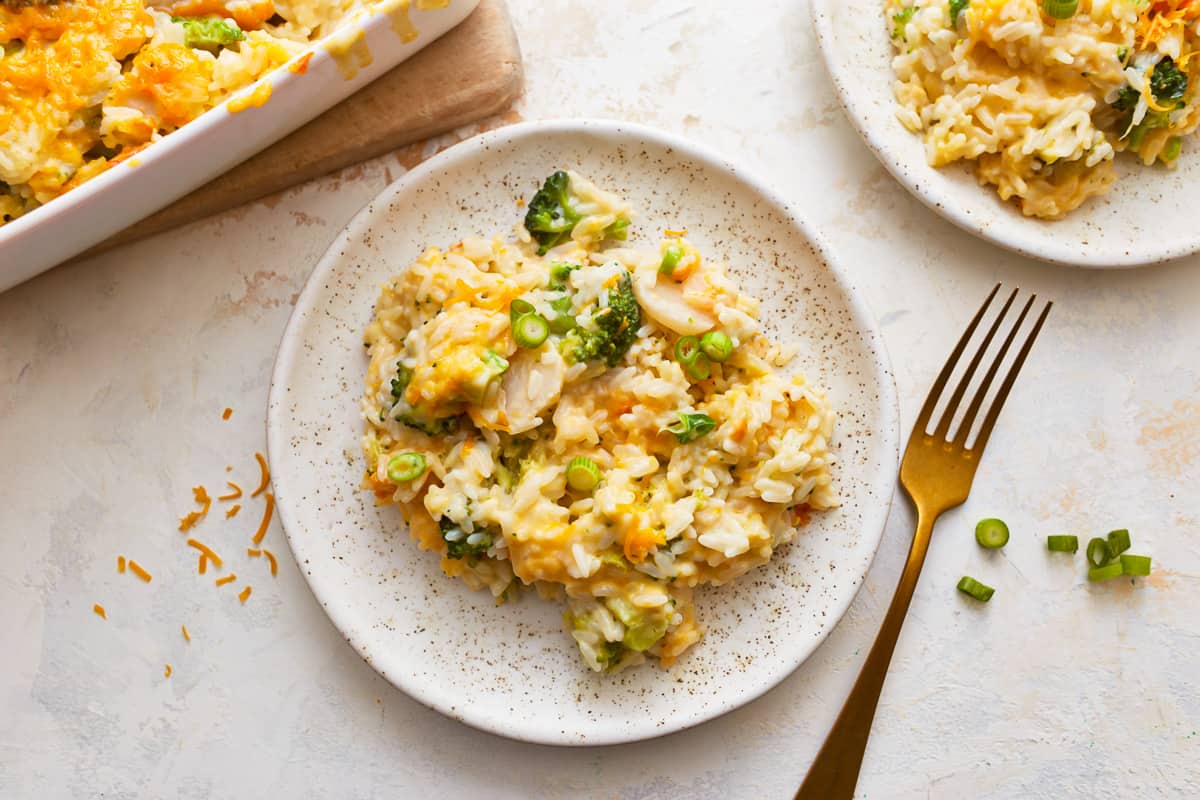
[0,0,479,294]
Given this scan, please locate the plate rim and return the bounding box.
[810,0,1195,269]
[266,118,901,745]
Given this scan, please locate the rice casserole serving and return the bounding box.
[887,0,1200,218]
[360,171,838,672]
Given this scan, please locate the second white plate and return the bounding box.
[812,0,1200,268]
[267,120,900,745]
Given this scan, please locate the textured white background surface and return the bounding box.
[2,1,1198,798]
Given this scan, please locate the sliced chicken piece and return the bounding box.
[473,347,567,434]
[631,263,716,336]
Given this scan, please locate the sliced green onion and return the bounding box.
[956,576,994,602]
[513,313,549,348]
[1086,537,1112,568]
[1120,554,1152,576]
[387,452,426,483]
[509,298,535,324]
[699,331,733,362]
[1088,561,1124,582]
[674,335,701,365]
[1042,0,1077,18]
[1162,136,1183,162]
[685,353,711,381]
[565,456,601,492]
[664,412,717,443]
[1107,529,1131,557]
[1046,535,1079,553]
[975,518,1009,549]
[659,244,684,275]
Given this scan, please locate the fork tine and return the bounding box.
[969,299,1052,453]
[912,283,1001,433]
[952,293,1036,446]
[931,287,1018,440]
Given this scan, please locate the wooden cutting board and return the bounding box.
[89,0,522,255]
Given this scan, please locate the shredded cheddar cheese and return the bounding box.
[219,482,243,501]
[93,604,107,619]
[262,549,279,577]
[226,504,241,519]
[178,485,212,531]
[251,453,270,497]
[186,539,223,568]
[128,560,152,583]
[222,407,233,420]
[117,556,126,574]
[164,664,172,678]
[251,492,275,545]
[198,554,208,574]
[238,585,252,603]
[215,573,237,587]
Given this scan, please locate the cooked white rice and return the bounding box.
[887,0,1200,218]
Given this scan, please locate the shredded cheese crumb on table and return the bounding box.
[238,585,252,604]
[117,556,126,574]
[93,604,106,619]
[186,539,223,568]
[178,486,212,531]
[128,560,152,583]
[181,625,191,642]
[251,453,271,497]
[251,493,274,545]
[215,573,237,587]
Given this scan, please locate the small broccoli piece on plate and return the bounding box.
[439,517,493,562]
[172,16,246,52]
[386,359,462,435]
[547,262,581,291]
[524,171,580,255]
[1150,56,1188,109]
[563,269,641,366]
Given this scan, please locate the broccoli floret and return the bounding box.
[439,517,493,562]
[563,270,641,367]
[1113,58,1189,150]
[1113,86,1140,112]
[523,172,630,255]
[547,262,581,291]
[390,362,413,401]
[387,359,461,435]
[1150,56,1188,108]
[1114,57,1188,115]
[172,16,246,52]
[524,171,580,255]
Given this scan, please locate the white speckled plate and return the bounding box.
[267,120,900,745]
[812,0,1200,267]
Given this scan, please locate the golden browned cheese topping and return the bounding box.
[1,0,152,199]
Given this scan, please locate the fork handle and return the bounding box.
[794,508,937,800]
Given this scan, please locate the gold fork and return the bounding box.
[795,284,1052,800]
